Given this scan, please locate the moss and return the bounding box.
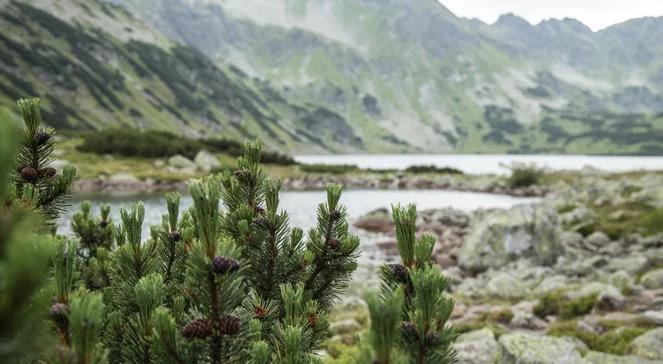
[547,320,651,356]
[479,309,514,325]
[533,290,597,320]
[557,203,577,214]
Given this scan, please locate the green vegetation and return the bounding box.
[77,128,295,164]
[404,165,463,175]
[299,164,359,174]
[533,290,598,320]
[547,320,651,355]
[507,165,545,188]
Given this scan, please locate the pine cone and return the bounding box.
[20,166,38,182]
[212,256,240,274]
[327,238,341,250]
[170,230,181,242]
[218,315,240,335]
[306,313,318,328]
[34,130,51,146]
[425,331,440,346]
[233,169,250,181]
[254,206,265,215]
[41,167,56,178]
[252,217,269,228]
[182,319,212,340]
[49,302,68,326]
[330,209,341,221]
[389,264,409,283]
[99,220,109,228]
[401,321,418,341]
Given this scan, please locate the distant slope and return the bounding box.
[0,0,374,153]
[119,0,663,155]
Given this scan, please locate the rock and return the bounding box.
[560,231,584,247]
[497,332,587,364]
[559,336,589,355]
[567,283,625,311]
[50,159,69,173]
[458,204,563,271]
[584,351,661,364]
[510,311,547,330]
[606,270,633,293]
[640,269,663,289]
[418,208,471,228]
[606,256,648,275]
[534,275,569,296]
[453,328,500,364]
[154,159,165,168]
[194,150,221,173]
[328,319,361,336]
[168,155,196,169]
[631,328,663,360]
[585,231,610,247]
[354,208,393,232]
[486,272,530,299]
[641,310,663,326]
[109,173,139,183]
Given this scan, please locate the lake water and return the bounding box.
[295,154,663,175]
[58,190,538,239]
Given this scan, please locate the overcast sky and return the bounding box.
[440,0,663,31]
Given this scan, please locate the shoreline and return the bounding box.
[74,175,547,197]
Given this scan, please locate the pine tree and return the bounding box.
[12,98,76,226]
[359,204,457,364]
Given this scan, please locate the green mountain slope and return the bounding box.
[0,0,374,153]
[3,0,663,154]
[119,0,663,154]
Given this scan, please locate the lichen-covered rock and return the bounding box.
[606,256,648,275]
[585,231,610,248]
[631,328,663,360]
[194,150,221,173]
[459,204,563,271]
[567,282,625,311]
[584,351,661,364]
[454,328,500,364]
[487,272,530,299]
[168,154,195,169]
[534,275,569,296]
[328,319,361,336]
[640,269,663,289]
[353,207,392,232]
[498,332,588,364]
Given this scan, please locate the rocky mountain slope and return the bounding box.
[119,0,663,154]
[2,0,663,154]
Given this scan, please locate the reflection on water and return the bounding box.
[295,154,663,174]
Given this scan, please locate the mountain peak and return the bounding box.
[495,13,532,28]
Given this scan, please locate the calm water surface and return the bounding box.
[295,154,663,174]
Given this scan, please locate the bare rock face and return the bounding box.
[458,204,563,272]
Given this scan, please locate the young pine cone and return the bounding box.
[233,169,250,181]
[34,130,51,145]
[218,314,240,335]
[99,220,109,228]
[306,313,318,328]
[170,230,181,242]
[20,166,38,182]
[41,167,56,178]
[182,319,212,340]
[330,209,341,221]
[327,238,341,250]
[212,256,240,274]
[389,264,409,283]
[49,302,68,327]
[401,321,419,341]
[425,331,441,346]
[254,306,267,319]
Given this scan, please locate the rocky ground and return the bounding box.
[332,171,663,363]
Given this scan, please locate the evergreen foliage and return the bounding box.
[358,204,457,364]
[12,98,76,225]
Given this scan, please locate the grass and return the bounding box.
[533,290,597,320]
[507,165,545,188]
[547,319,652,355]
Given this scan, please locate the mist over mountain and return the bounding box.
[2,0,663,154]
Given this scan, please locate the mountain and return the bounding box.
[2,0,663,154]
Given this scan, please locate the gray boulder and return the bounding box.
[584,351,661,364]
[640,269,663,289]
[498,332,588,364]
[631,328,663,360]
[194,150,221,173]
[168,154,195,169]
[585,231,610,248]
[453,328,500,364]
[459,204,563,271]
[486,272,530,299]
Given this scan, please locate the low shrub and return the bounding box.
[77,129,296,164]
[300,163,359,174]
[404,165,463,174]
[507,164,545,188]
[533,290,597,320]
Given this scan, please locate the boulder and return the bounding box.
[585,231,610,248]
[194,150,221,173]
[606,270,633,294]
[534,275,569,296]
[497,332,588,364]
[458,204,563,271]
[584,351,661,364]
[641,310,663,326]
[109,172,139,183]
[567,283,625,311]
[453,328,500,364]
[606,256,648,275]
[486,272,530,299]
[631,328,663,360]
[640,269,663,289]
[168,155,196,169]
[354,208,393,232]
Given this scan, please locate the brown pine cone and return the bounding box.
[218,315,240,335]
[389,264,409,283]
[425,331,440,346]
[327,238,341,250]
[170,230,181,242]
[41,167,56,178]
[49,302,68,326]
[254,306,267,319]
[306,313,318,328]
[401,321,418,341]
[20,166,38,182]
[182,319,212,340]
[212,256,240,274]
[330,209,341,221]
[34,130,51,145]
